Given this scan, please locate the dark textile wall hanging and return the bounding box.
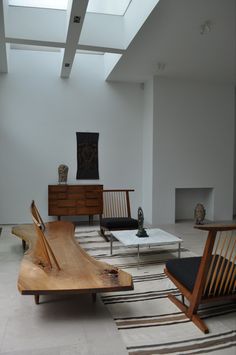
[76,132,99,179]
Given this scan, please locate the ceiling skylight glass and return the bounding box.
[8,0,68,10]
[9,0,132,15]
[87,0,132,16]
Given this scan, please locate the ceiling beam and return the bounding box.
[61,0,89,78]
[6,37,65,49]
[78,44,125,55]
[5,37,125,55]
[0,0,8,73]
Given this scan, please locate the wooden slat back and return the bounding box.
[30,201,61,271]
[203,229,236,297]
[30,200,45,231]
[102,190,134,218]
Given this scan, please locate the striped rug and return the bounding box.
[75,227,236,355]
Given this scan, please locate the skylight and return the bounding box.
[87,0,132,16]
[9,0,132,15]
[8,0,68,10]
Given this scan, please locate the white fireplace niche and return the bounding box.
[175,188,214,222]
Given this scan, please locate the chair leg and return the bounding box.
[99,227,109,242]
[168,294,209,334]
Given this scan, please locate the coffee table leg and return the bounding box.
[137,245,140,268]
[110,234,113,255]
[178,243,181,258]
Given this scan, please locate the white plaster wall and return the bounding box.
[153,77,235,224]
[234,89,236,216]
[142,79,154,225]
[0,50,143,223]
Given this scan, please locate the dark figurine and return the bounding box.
[136,207,149,238]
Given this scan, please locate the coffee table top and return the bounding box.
[112,228,182,247]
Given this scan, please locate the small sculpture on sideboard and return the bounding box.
[58,164,69,184]
[194,203,206,225]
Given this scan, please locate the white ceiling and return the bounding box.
[108,0,236,84]
[0,0,235,84]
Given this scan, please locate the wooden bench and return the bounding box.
[12,218,133,304]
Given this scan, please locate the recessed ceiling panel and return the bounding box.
[9,0,132,15]
[87,0,132,16]
[8,0,68,10]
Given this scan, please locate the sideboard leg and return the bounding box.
[89,215,94,225]
[34,295,40,305]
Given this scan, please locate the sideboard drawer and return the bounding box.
[48,185,103,219]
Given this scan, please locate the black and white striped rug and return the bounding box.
[75,227,236,355]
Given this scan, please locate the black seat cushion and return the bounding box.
[166,257,201,292]
[166,255,236,294]
[100,217,138,230]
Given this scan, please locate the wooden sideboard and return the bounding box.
[48,184,103,221]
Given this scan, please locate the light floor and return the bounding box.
[0,220,234,355]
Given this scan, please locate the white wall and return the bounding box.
[142,79,154,225]
[152,77,235,224]
[234,89,236,216]
[0,50,143,223]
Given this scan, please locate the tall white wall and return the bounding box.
[152,77,235,224]
[234,89,236,216]
[142,79,154,225]
[0,50,143,223]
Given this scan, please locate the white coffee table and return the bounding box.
[111,228,182,267]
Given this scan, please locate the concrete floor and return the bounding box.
[0,225,128,355]
[0,220,235,355]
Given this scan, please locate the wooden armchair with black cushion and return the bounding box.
[100,189,138,241]
[164,224,236,333]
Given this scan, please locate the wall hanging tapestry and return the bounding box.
[76,132,99,179]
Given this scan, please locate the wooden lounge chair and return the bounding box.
[12,201,133,304]
[164,224,236,333]
[100,189,138,241]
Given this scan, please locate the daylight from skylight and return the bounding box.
[9,0,132,15]
[8,0,68,10]
[88,0,131,15]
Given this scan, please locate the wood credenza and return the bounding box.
[48,184,103,221]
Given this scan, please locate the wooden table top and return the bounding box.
[12,222,133,295]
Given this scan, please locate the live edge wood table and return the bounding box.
[48,184,103,223]
[12,221,133,304]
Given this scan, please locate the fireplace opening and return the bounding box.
[175,188,214,222]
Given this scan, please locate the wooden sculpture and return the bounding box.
[12,201,133,304]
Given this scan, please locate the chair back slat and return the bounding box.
[228,262,236,293]
[218,233,235,295]
[102,190,134,218]
[204,230,236,297]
